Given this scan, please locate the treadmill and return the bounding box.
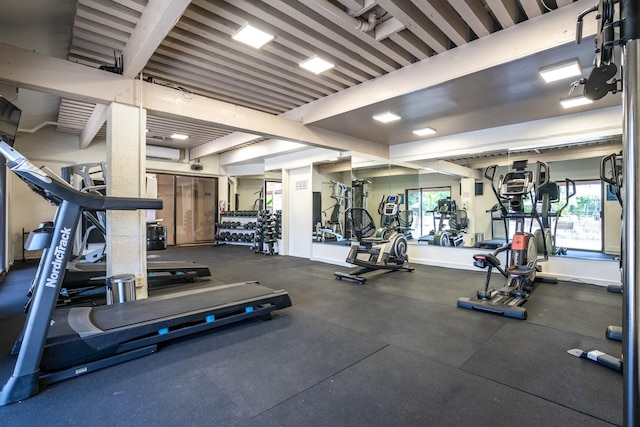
[55,163,212,290]
[0,101,291,405]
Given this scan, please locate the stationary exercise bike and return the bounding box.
[457,160,557,319]
[334,205,414,285]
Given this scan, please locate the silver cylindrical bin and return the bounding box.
[106,274,136,305]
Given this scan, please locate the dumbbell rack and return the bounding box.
[254,210,282,256]
[214,210,258,247]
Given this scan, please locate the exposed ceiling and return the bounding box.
[0,0,622,170]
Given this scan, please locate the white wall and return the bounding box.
[11,127,106,260]
[286,166,312,258]
[235,178,263,211]
[9,127,227,260]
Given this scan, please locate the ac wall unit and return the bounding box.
[146,145,181,162]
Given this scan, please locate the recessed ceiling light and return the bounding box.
[539,59,582,83]
[560,96,593,109]
[372,112,401,123]
[413,127,436,136]
[299,56,335,74]
[232,23,274,49]
[171,133,189,140]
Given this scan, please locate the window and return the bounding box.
[554,179,602,251]
[406,187,451,238]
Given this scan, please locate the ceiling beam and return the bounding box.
[287,0,597,125]
[467,142,623,170]
[415,159,482,179]
[0,42,388,159]
[0,43,138,104]
[390,106,622,163]
[142,83,389,159]
[79,103,108,149]
[484,0,519,28]
[80,0,191,149]
[189,132,261,159]
[219,139,309,166]
[121,0,191,78]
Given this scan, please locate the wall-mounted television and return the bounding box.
[0,96,21,147]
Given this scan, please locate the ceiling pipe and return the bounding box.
[317,1,377,32]
[17,121,57,134]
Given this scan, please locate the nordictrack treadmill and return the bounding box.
[0,103,291,405]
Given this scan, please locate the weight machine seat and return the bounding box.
[473,253,501,268]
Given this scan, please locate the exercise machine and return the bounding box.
[315,180,349,242]
[534,178,576,256]
[0,100,292,405]
[375,195,414,240]
[56,162,210,297]
[475,203,509,249]
[419,198,467,247]
[601,153,624,339]
[568,153,624,371]
[335,207,414,285]
[457,160,557,319]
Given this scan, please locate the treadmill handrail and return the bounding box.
[0,141,162,211]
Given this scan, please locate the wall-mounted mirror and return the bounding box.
[312,158,351,243]
[350,159,418,242]
[409,168,465,247]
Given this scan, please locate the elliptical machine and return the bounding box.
[457,160,557,319]
[374,195,414,240]
[419,198,467,246]
[334,206,414,285]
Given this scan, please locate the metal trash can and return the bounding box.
[106,274,136,305]
[474,233,485,247]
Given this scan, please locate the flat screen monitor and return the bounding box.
[0,96,21,147]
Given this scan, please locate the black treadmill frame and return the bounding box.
[0,140,291,405]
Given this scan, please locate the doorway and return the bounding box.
[153,173,218,245]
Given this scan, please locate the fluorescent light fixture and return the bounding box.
[560,95,593,109]
[299,56,335,74]
[539,59,582,83]
[372,111,401,123]
[232,23,274,49]
[413,127,436,136]
[170,133,189,140]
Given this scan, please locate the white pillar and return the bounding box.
[106,102,148,299]
[460,177,476,247]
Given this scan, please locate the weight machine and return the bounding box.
[566,2,640,420]
[315,180,349,242]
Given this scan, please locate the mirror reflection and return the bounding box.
[312,159,351,243]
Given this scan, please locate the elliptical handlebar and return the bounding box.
[600,152,623,206]
[535,161,550,193]
[484,165,508,217]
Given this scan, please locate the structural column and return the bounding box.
[105,102,148,299]
[460,177,475,247]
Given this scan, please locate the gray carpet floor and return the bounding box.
[0,245,624,426]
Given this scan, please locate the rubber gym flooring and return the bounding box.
[0,245,624,426]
